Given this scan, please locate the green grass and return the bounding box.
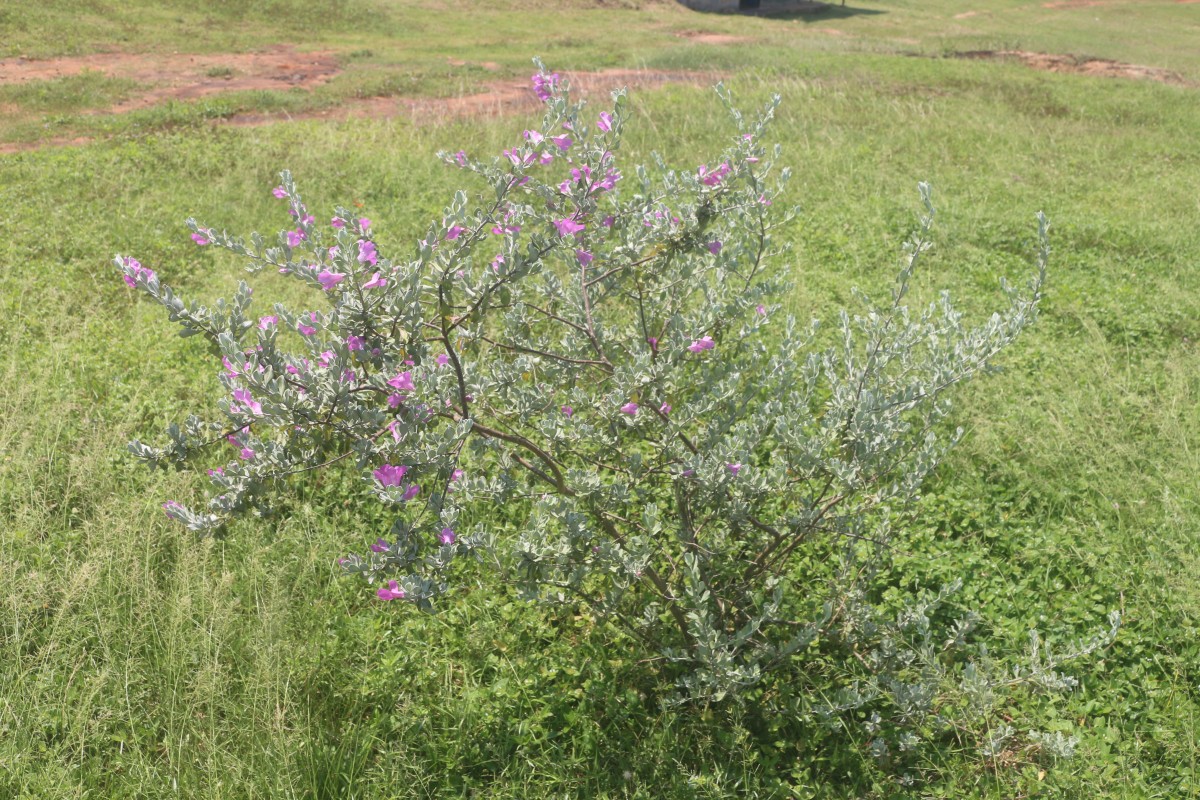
[2,1,1199,797]
[0,70,142,113]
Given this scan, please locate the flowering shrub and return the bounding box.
[116,62,1115,770]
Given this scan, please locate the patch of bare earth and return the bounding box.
[224,68,723,127]
[0,66,722,153]
[955,50,1188,85]
[1042,0,1109,7]
[0,45,339,113]
[674,30,749,45]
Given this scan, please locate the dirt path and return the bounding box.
[225,68,723,125]
[0,45,340,112]
[954,50,1188,85]
[0,66,723,154]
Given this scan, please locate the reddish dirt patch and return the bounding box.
[674,30,748,45]
[226,68,723,126]
[0,68,722,153]
[1042,0,1109,7]
[0,45,339,112]
[446,58,501,71]
[955,50,1187,85]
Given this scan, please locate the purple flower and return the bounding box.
[439,527,456,545]
[698,162,731,187]
[377,580,406,601]
[388,371,415,392]
[370,538,390,553]
[240,447,255,461]
[401,484,421,502]
[707,241,722,255]
[373,464,408,487]
[602,215,615,228]
[756,304,766,315]
[298,323,317,336]
[576,249,593,266]
[207,467,224,477]
[317,350,336,368]
[285,230,304,248]
[620,402,639,415]
[451,469,465,481]
[362,272,387,290]
[232,388,263,417]
[359,217,371,231]
[594,169,621,193]
[647,337,658,352]
[682,469,695,478]
[554,217,585,237]
[454,150,468,167]
[524,130,544,145]
[436,353,450,367]
[549,135,572,151]
[317,269,346,291]
[503,148,536,168]
[121,257,156,288]
[446,225,466,241]
[727,462,742,476]
[659,402,671,415]
[387,393,404,408]
[597,111,612,132]
[331,217,345,229]
[346,335,364,351]
[688,336,715,353]
[258,315,277,330]
[272,186,287,198]
[531,71,559,101]
[191,232,209,246]
[561,405,574,417]
[358,240,378,266]
[758,194,772,206]
[163,500,184,517]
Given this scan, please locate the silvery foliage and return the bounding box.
[116,63,1116,760]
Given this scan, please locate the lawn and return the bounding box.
[1,1,1198,797]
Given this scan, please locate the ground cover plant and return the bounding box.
[2,2,1199,798]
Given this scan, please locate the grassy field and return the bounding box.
[1,1,1198,797]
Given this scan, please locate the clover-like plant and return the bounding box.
[117,62,1113,769]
